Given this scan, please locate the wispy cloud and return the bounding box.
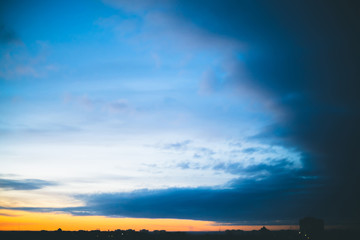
[163,140,191,151]
[0,41,58,80]
[63,93,133,114]
[0,178,56,191]
[0,212,19,217]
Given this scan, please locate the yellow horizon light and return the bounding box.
[0,209,297,232]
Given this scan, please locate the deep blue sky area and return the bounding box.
[0,0,359,227]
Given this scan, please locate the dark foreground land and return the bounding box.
[0,229,359,240]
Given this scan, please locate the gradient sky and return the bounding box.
[1,0,359,231]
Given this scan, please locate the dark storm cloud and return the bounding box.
[60,171,326,225]
[4,172,319,224]
[81,0,359,225]
[0,161,349,225]
[0,160,327,225]
[152,0,360,224]
[0,178,55,190]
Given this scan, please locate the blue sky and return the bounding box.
[1,0,359,227]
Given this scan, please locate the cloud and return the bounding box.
[176,161,191,170]
[104,0,359,224]
[102,0,242,55]
[103,0,170,13]
[13,172,328,225]
[0,164,354,225]
[242,147,263,154]
[0,24,22,45]
[64,94,132,114]
[0,178,56,191]
[0,158,329,224]
[67,164,357,225]
[129,0,360,223]
[212,158,297,180]
[199,70,224,94]
[0,40,57,80]
[108,99,130,113]
[0,213,18,217]
[163,140,191,151]
[218,0,360,212]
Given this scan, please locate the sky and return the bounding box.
[0,0,359,231]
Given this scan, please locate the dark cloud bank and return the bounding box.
[152,0,360,225]
[78,0,358,226]
[69,162,326,225]
[98,0,358,226]
[4,165,323,225]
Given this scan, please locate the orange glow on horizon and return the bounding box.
[0,209,298,232]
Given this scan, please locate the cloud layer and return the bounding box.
[0,178,55,190]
